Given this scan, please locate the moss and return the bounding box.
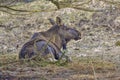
[115,41,120,46]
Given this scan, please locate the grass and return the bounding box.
[0,53,118,80]
[70,74,95,80]
[0,53,18,66]
[67,57,115,72]
[0,53,116,69]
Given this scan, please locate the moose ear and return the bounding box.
[56,17,62,26]
[48,18,56,25]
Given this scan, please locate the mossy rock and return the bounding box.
[115,41,120,46]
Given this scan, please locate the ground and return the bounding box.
[0,54,120,80]
[0,0,120,80]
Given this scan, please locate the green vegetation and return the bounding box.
[115,41,120,46]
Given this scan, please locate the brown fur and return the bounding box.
[19,17,81,60]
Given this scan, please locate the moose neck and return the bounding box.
[44,26,63,50]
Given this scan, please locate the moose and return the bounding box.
[19,17,81,62]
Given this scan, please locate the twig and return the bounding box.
[73,6,104,12]
[72,0,91,6]
[89,59,97,80]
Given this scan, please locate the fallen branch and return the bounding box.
[72,0,91,6]
[73,6,104,12]
[0,5,32,12]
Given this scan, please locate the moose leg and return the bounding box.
[62,44,67,50]
[36,41,59,61]
[47,46,58,62]
[62,39,67,50]
[36,41,49,57]
[61,40,72,62]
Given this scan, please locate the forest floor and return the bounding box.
[0,54,120,80]
[0,0,120,80]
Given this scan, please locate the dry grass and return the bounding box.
[0,54,118,80]
[0,53,18,66]
[70,74,94,80]
[68,59,115,72]
[0,53,116,68]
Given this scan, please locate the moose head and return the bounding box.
[48,17,81,49]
